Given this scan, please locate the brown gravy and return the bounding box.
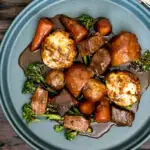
[18,14,150,138]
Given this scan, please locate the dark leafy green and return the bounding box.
[22,103,39,124]
[132,51,150,71]
[54,124,64,132]
[22,103,63,124]
[82,55,90,66]
[65,129,79,141]
[25,62,45,83]
[22,80,37,94]
[77,14,94,31]
[23,62,58,95]
[67,107,82,116]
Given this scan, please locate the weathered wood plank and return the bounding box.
[0,7,25,19]
[0,0,31,6]
[0,107,31,150]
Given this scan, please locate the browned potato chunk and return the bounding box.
[111,31,141,66]
[45,70,65,90]
[82,79,106,102]
[94,97,111,123]
[65,64,92,97]
[31,87,48,115]
[96,18,112,36]
[106,71,141,107]
[79,101,95,115]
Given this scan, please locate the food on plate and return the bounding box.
[106,71,141,106]
[64,115,89,132]
[41,30,77,69]
[79,101,95,115]
[78,32,104,56]
[94,97,111,123]
[111,31,141,66]
[45,70,65,90]
[22,62,58,95]
[111,106,134,126]
[88,48,111,75]
[77,14,94,31]
[132,50,150,71]
[19,13,150,141]
[96,18,112,36]
[31,87,48,114]
[65,64,92,97]
[31,18,54,52]
[60,15,88,42]
[82,79,106,102]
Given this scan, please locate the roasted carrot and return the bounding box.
[60,15,88,43]
[30,18,54,52]
[94,97,111,123]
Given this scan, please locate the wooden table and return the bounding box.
[0,0,150,149]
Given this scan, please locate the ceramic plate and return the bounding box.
[0,0,150,150]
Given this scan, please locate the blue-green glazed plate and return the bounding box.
[0,0,150,150]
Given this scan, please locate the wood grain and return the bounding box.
[0,0,150,150]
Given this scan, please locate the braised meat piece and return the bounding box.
[88,48,111,75]
[31,87,48,115]
[111,106,134,126]
[64,115,89,132]
[48,89,78,116]
[65,64,92,97]
[78,32,104,57]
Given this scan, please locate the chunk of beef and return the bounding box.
[31,87,48,115]
[48,89,78,116]
[78,32,104,57]
[111,106,134,126]
[64,115,89,132]
[88,48,111,75]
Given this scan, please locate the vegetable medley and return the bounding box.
[20,14,150,141]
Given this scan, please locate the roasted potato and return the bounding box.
[60,15,88,42]
[111,31,141,66]
[94,97,111,123]
[82,79,106,102]
[96,18,112,36]
[45,70,65,90]
[31,87,48,115]
[41,30,77,69]
[79,101,95,115]
[65,64,92,97]
[31,18,54,52]
[106,71,141,107]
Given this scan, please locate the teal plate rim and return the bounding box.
[0,0,150,150]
